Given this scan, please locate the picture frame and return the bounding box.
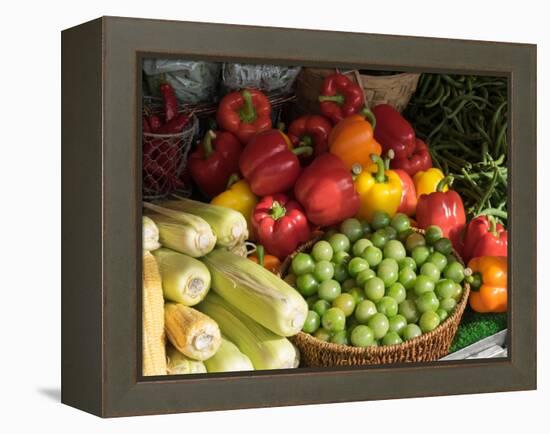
[61,16,537,417]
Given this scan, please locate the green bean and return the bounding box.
[441,74,464,88]
[426,85,446,108]
[494,122,508,156]
[477,208,508,220]
[476,166,500,215]
[418,73,433,98]
[424,74,442,100]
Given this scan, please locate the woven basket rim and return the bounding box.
[280,228,470,357]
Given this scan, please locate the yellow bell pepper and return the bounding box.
[354,154,402,221]
[413,168,448,198]
[211,177,258,232]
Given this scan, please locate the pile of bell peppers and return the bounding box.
[169,72,509,290]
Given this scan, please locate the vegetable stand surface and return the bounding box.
[141,63,509,376]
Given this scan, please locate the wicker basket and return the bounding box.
[280,229,470,367]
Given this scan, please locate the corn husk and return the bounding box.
[166,344,207,375]
[204,337,254,373]
[143,216,161,252]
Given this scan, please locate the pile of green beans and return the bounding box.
[404,74,508,224]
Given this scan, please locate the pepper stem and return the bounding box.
[466,272,482,290]
[270,201,286,220]
[436,175,454,192]
[385,149,395,170]
[226,173,240,189]
[371,154,387,183]
[318,94,345,105]
[360,107,377,130]
[277,122,285,132]
[488,215,499,237]
[292,146,313,157]
[239,90,257,123]
[202,130,216,158]
[299,135,313,148]
[256,245,265,267]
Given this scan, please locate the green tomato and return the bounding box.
[446,253,459,264]
[452,283,464,300]
[415,291,440,313]
[311,240,333,262]
[405,232,426,252]
[398,267,417,290]
[386,282,407,303]
[362,246,383,267]
[323,228,338,241]
[384,226,398,241]
[296,273,319,297]
[364,277,385,302]
[379,257,399,270]
[434,238,453,255]
[348,257,370,278]
[419,310,441,333]
[333,250,351,265]
[351,325,375,347]
[306,295,319,308]
[435,279,457,299]
[322,307,346,332]
[424,225,443,245]
[402,323,422,341]
[388,314,408,336]
[333,293,356,317]
[382,331,403,346]
[440,297,457,313]
[313,260,335,282]
[361,220,372,237]
[444,261,466,283]
[371,211,391,230]
[302,310,321,333]
[333,263,349,283]
[383,239,407,261]
[342,278,357,291]
[428,251,448,272]
[329,233,351,253]
[398,228,414,243]
[367,313,390,339]
[318,279,341,302]
[414,275,436,295]
[399,257,417,271]
[347,287,366,304]
[356,269,376,287]
[340,218,364,243]
[376,296,398,317]
[371,229,389,249]
[330,330,349,345]
[420,262,441,282]
[411,246,431,267]
[437,308,449,322]
[390,213,411,233]
[313,327,331,342]
[399,300,420,323]
[291,253,315,275]
[377,264,398,287]
[352,238,373,256]
[312,299,331,317]
[355,300,378,324]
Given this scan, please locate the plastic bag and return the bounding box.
[143,59,221,104]
[222,63,301,93]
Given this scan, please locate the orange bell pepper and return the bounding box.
[248,245,281,274]
[328,113,382,171]
[467,256,507,313]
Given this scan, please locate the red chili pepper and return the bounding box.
[294,153,360,226]
[287,114,332,161]
[391,138,433,176]
[252,194,311,259]
[143,115,151,133]
[160,83,178,123]
[154,113,189,134]
[372,104,416,160]
[416,176,466,252]
[318,74,365,124]
[393,169,418,217]
[188,130,242,197]
[149,114,163,131]
[462,216,508,263]
[216,89,272,144]
[239,129,309,196]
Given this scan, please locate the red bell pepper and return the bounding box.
[294,153,360,226]
[391,138,433,176]
[149,114,162,131]
[216,89,272,144]
[416,176,466,252]
[372,104,416,160]
[394,169,417,217]
[318,74,365,124]
[287,114,332,160]
[188,130,242,197]
[239,129,310,196]
[160,82,178,123]
[462,216,508,263]
[252,194,311,259]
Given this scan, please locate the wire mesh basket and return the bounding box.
[142,114,198,200]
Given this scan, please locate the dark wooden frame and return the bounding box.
[61,16,537,418]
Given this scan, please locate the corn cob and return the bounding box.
[142,251,167,376]
[204,337,254,373]
[164,302,221,361]
[152,248,211,306]
[143,216,161,252]
[166,344,207,375]
[197,293,299,370]
[202,249,308,336]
